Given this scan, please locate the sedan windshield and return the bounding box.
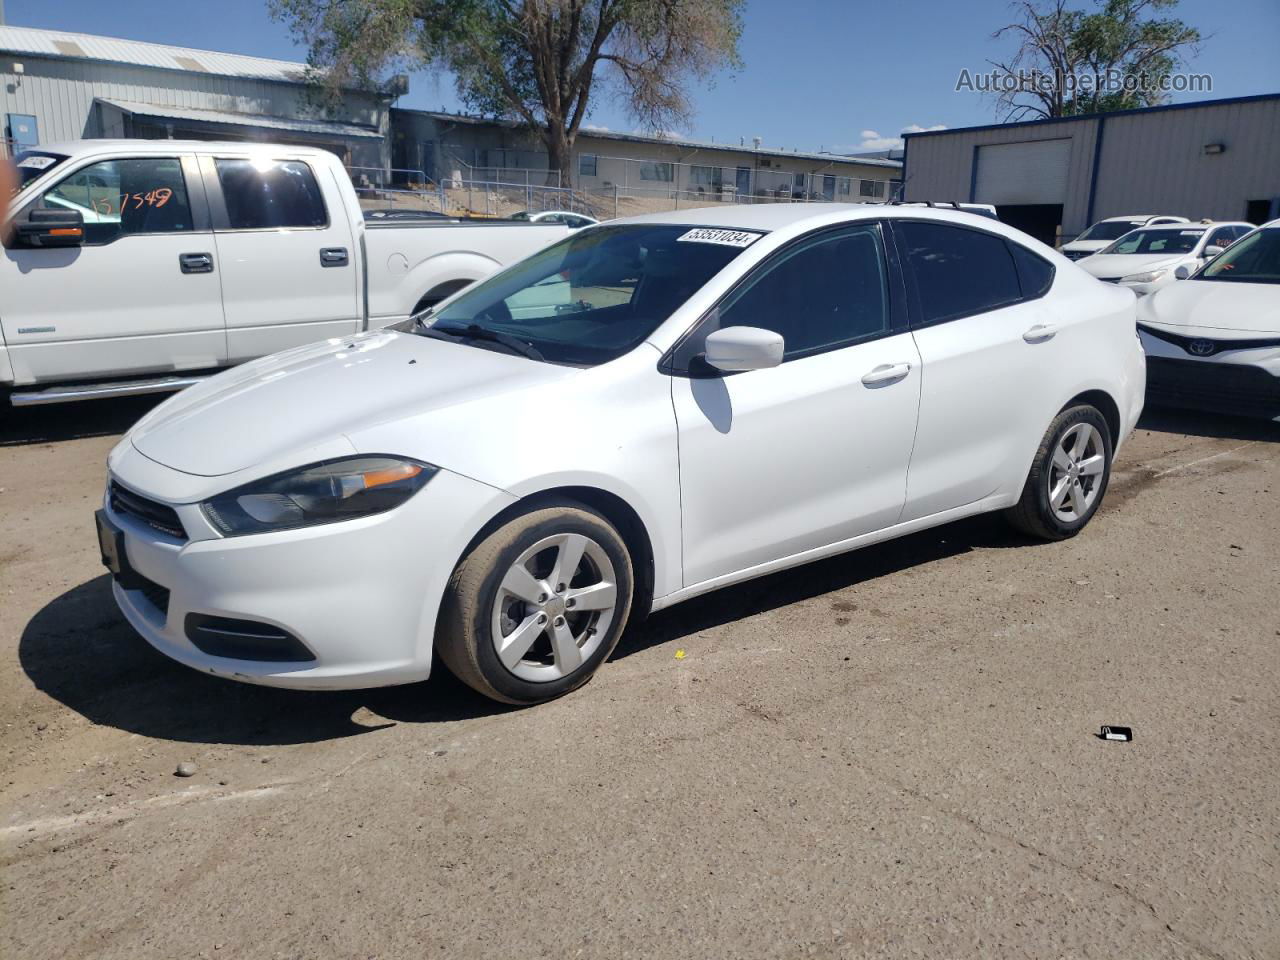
[1077,220,1145,242]
[12,151,70,194]
[418,223,759,365]
[1101,229,1204,256]
[1197,229,1280,284]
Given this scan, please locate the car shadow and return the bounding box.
[614,513,1026,660]
[1138,406,1280,442]
[0,394,166,447]
[21,516,1029,746]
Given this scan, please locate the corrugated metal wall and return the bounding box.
[904,118,1099,235]
[1092,98,1280,223]
[0,55,390,167]
[904,98,1280,237]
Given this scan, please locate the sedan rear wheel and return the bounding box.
[437,504,633,704]
[1006,405,1113,540]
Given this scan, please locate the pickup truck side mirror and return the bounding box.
[1203,245,1225,258]
[16,207,85,248]
[703,325,785,372]
[1174,264,1193,280]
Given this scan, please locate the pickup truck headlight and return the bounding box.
[202,456,437,536]
[1121,268,1169,284]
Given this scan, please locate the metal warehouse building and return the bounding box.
[0,25,393,169]
[902,93,1280,247]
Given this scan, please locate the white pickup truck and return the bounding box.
[1,140,568,408]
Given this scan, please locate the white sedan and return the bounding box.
[98,205,1145,704]
[1078,221,1254,295]
[1138,221,1280,419]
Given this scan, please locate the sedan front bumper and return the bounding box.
[104,464,514,690]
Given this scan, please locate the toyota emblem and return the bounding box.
[1188,339,1215,356]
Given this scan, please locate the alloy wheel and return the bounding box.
[1047,422,1106,523]
[490,533,618,683]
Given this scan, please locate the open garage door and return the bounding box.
[975,138,1071,246]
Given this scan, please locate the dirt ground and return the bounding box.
[2,397,1278,960]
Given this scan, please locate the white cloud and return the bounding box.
[858,123,947,151]
[583,124,610,132]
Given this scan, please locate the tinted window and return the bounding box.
[14,151,70,193]
[1079,220,1143,242]
[36,157,192,244]
[716,225,890,360]
[897,221,1021,324]
[1008,242,1054,298]
[428,224,750,365]
[1199,229,1280,284]
[216,159,326,229]
[1207,227,1240,248]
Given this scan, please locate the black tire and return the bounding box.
[436,503,634,705]
[1005,404,1113,541]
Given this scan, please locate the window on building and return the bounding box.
[859,179,886,198]
[793,172,806,191]
[578,154,598,177]
[216,159,327,230]
[897,221,1023,324]
[36,157,193,244]
[689,165,722,189]
[717,224,891,360]
[839,178,852,195]
[639,162,674,182]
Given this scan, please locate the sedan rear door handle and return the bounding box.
[1023,323,1058,343]
[861,362,912,386]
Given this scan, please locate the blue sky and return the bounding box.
[6,0,1278,152]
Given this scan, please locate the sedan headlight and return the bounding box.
[1121,268,1169,284]
[202,456,437,536]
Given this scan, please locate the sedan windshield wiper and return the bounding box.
[428,322,545,362]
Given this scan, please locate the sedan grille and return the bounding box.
[109,482,187,541]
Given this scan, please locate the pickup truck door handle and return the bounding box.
[320,247,349,267]
[1023,323,1058,343]
[179,252,214,274]
[860,362,912,386]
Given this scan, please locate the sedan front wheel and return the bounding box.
[437,504,634,704]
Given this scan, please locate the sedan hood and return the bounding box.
[129,331,576,477]
[1140,279,1280,336]
[1078,253,1186,279]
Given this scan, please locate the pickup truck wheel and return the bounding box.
[1005,404,1113,541]
[437,504,634,705]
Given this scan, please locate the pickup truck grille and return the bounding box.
[109,482,187,541]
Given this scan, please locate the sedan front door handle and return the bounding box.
[1023,323,1058,343]
[860,362,912,387]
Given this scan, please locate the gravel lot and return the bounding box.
[2,398,1278,960]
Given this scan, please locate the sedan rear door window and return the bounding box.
[897,221,1022,325]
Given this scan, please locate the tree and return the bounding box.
[989,0,1201,120]
[271,0,745,184]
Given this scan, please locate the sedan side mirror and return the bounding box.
[703,326,785,372]
[1203,245,1224,258]
[1174,264,1193,280]
[16,207,85,248]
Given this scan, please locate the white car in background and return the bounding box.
[1078,221,1254,295]
[1060,214,1189,261]
[97,205,1144,704]
[511,209,600,229]
[1138,221,1280,419]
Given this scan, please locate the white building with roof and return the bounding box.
[0,24,392,168]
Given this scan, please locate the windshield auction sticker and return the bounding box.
[17,155,57,170]
[676,228,762,248]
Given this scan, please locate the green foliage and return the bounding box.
[990,0,1201,120]
[270,0,745,178]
